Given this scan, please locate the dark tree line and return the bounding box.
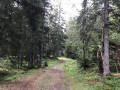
[0,0,66,69]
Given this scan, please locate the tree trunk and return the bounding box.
[20,53,23,66]
[83,45,86,69]
[55,2,61,58]
[28,41,34,69]
[28,51,34,69]
[97,50,103,73]
[39,41,43,68]
[38,3,45,68]
[97,45,103,73]
[98,57,103,73]
[56,45,59,58]
[103,0,110,80]
[17,55,20,68]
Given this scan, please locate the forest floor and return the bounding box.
[1,57,119,90]
[1,60,72,90]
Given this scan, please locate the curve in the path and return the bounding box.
[2,60,72,90]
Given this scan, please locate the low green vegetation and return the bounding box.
[0,58,59,85]
[63,57,120,90]
[0,0,120,89]
[58,57,74,61]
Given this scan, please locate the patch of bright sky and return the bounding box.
[50,0,83,22]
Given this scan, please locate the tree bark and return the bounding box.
[38,1,45,68]
[97,45,103,73]
[103,0,110,80]
[39,41,43,68]
[28,39,34,69]
[83,40,86,69]
[83,46,86,69]
[28,50,34,69]
[20,53,24,66]
[98,57,103,73]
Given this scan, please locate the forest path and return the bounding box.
[2,60,72,90]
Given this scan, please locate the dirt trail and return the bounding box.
[2,60,72,90]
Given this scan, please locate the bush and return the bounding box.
[64,60,77,72]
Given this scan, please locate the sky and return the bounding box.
[50,0,83,22]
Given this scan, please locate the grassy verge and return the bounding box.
[0,58,59,85]
[63,57,120,90]
[58,57,74,61]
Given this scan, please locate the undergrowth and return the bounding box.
[63,57,120,90]
[0,58,59,85]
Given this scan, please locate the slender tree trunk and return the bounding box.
[97,52,103,73]
[39,25,44,68]
[103,0,110,80]
[28,39,34,69]
[20,53,23,66]
[55,2,61,58]
[39,41,43,68]
[39,2,45,68]
[28,51,34,69]
[56,43,59,58]
[21,57,23,66]
[98,58,103,73]
[17,55,20,68]
[97,45,104,73]
[83,46,86,69]
[83,40,86,69]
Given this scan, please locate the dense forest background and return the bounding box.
[0,0,66,69]
[0,0,120,88]
[65,0,120,77]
